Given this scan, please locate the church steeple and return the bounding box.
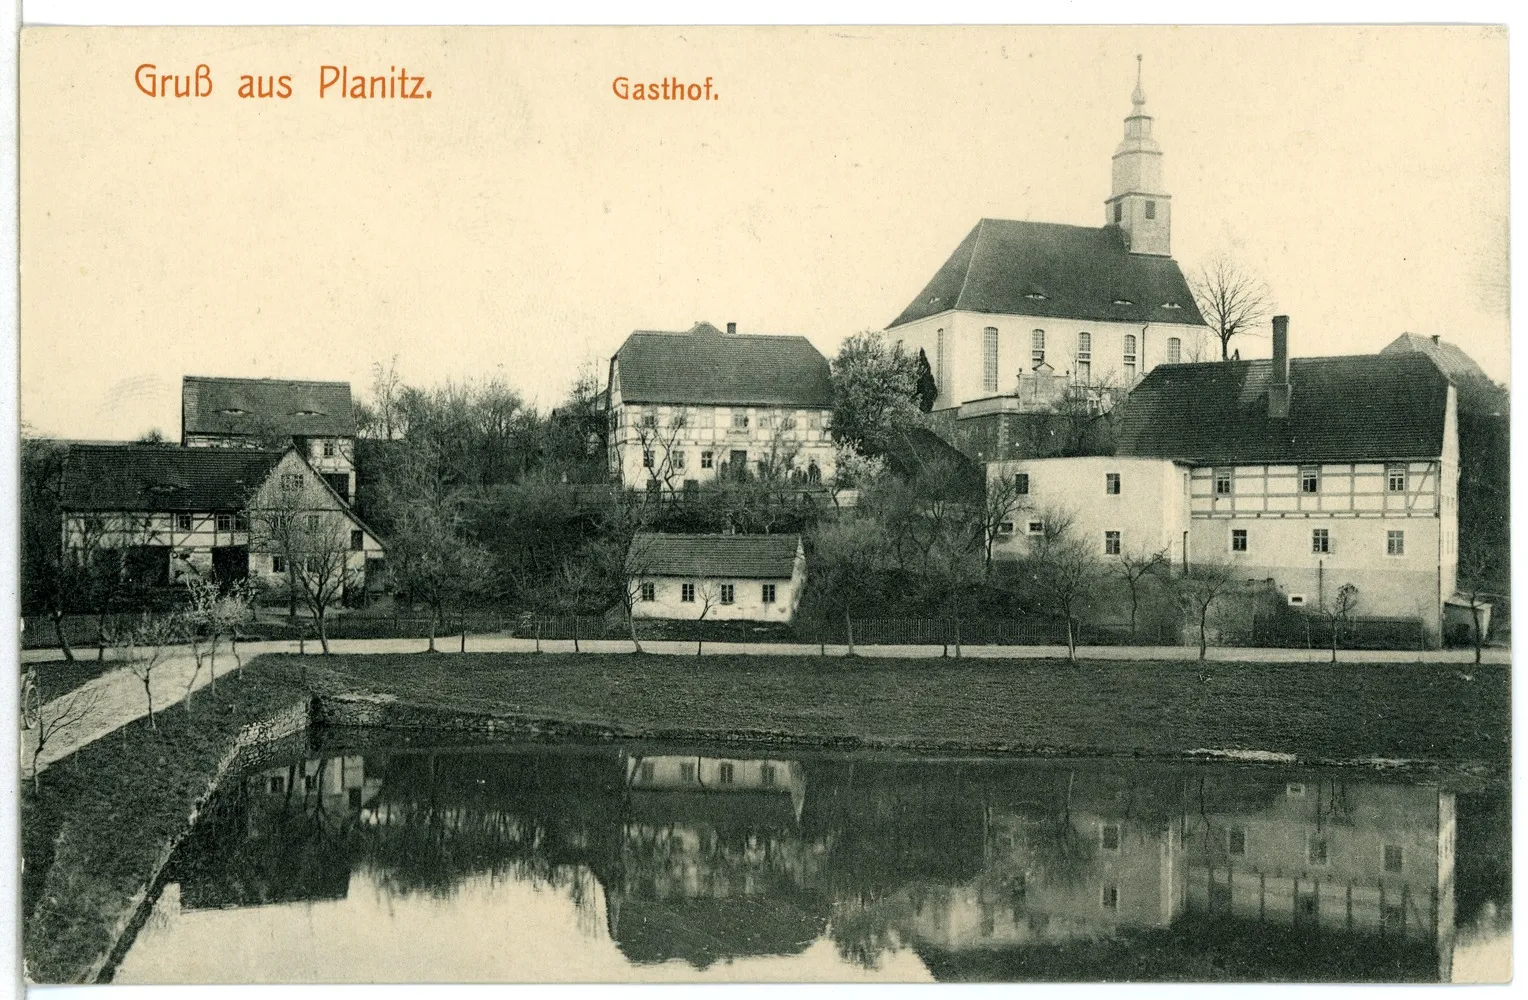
[1105,55,1171,256]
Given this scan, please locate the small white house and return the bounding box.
[625,532,806,623]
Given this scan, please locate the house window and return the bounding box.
[646,478,661,495]
[640,582,656,602]
[348,788,363,809]
[720,583,735,604]
[1122,334,1138,381]
[304,774,319,792]
[1289,594,1306,607]
[1076,332,1092,383]
[268,776,285,794]
[1014,472,1029,495]
[983,327,999,392]
[642,449,654,469]
[1144,200,1156,220]
[762,583,776,603]
[350,530,364,551]
[1030,329,1045,369]
[1384,845,1404,873]
[1387,466,1408,492]
[1387,530,1405,557]
[701,450,714,469]
[1214,468,1232,495]
[681,583,695,603]
[1308,836,1329,866]
[1102,884,1119,910]
[1104,531,1121,556]
[761,763,777,787]
[303,514,318,531]
[272,555,286,573]
[732,412,749,430]
[719,762,735,785]
[1301,466,1320,493]
[281,473,304,491]
[1101,823,1120,851]
[1231,529,1248,552]
[304,555,322,574]
[1228,826,1247,856]
[235,513,248,531]
[1113,201,1123,224]
[323,440,336,458]
[672,450,686,471]
[1166,336,1181,363]
[1312,528,1330,554]
[639,761,655,782]
[679,762,696,782]
[1286,783,1306,797]
[177,513,192,530]
[215,513,234,531]
[998,521,1015,536]
[640,411,657,428]
[1027,520,1044,536]
[1106,472,1121,495]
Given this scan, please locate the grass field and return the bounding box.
[295,651,1511,777]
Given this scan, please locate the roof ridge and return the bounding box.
[183,375,352,386]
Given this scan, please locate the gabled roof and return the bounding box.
[1116,353,1450,465]
[627,532,802,579]
[183,376,356,439]
[888,219,1205,329]
[612,323,833,408]
[61,444,284,512]
[1380,333,1508,418]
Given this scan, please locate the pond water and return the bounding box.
[114,735,1510,984]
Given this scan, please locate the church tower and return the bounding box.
[1104,56,1171,256]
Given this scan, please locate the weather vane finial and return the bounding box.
[1131,54,1146,107]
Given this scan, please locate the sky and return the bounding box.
[19,25,1509,440]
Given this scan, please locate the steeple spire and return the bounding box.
[1105,55,1171,256]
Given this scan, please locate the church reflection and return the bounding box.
[160,743,1473,980]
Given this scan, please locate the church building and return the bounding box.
[887,59,1211,447]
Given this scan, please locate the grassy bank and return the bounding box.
[20,658,310,984]
[297,651,1510,779]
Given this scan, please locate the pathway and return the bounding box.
[19,633,1511,776]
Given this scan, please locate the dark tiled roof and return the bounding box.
[888,219,1205,329]
[627,532,802,579]
[613,324,833,408]
[869,426,984,495]
[1380,333,1508,418]
[61,445,283,512]
[183,376,355,439]
[1116,354,1450,465]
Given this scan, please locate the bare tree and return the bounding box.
[183,577,256,704]
[26,683,103,794]
[1116,548,1170,643]
[1455,536,1500,665]
[810,515,888,656]
[631,410,693,493]
[118,611,181,730]
[368,355,406,440]
[1026,512,1103,664]
[980,473,1031,575]
[250,484,360,654]
[693,579,722,656]
[1173,561,1241,661]
[555,555,598,653]
[614,533,663,653]
[1189,254,1271,361]
[1316,582,1360,663]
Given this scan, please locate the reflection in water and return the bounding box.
[114,742,1509,984]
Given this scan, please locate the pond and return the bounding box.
[113,734,1510,983]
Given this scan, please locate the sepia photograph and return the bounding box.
[11,21,1512,986]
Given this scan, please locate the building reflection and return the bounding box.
[165,746,1469,980]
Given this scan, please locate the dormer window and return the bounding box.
[1162,301,1183,310]
[1024,291,1046,301]
[1112,298,1134,307]
[294,409,325,418]
[218,407,248,416]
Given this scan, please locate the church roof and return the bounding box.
[1116,353,1450,465]
[611,323,834,408]
[183,376,356,440]
[887,219,1205,329]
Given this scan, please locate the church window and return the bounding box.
[983,327,999,392]
[936,328,947,393]
[1030,329,1045,369]
[1123,334,1138,381]
[1145,200,1157,220]
[1167,337,1181,363]
[1113,201,1123,224]
[1076,332,1091,383]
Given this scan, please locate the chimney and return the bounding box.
[1431,334,1441,345]
[726,321,737,335]
[1268,315,1292,419]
